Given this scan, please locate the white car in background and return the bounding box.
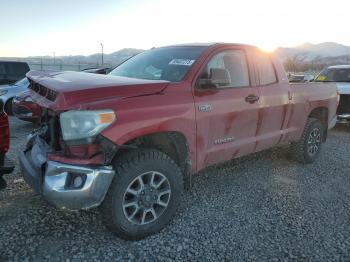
[0,78,29,115]
[315,65,350,124]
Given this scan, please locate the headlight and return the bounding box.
[60,110,116,141]
[0,90,8,96]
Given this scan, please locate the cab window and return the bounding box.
[255,53,277,85]
[203,50,250,88]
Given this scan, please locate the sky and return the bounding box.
[1,0,350,57]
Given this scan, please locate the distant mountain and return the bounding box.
[75,48,145,65]
[0,48,144,68]
[276,42,350,73]
[275,42,350,61]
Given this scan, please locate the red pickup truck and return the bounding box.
[20,43,338,239]
[0,100,14,189]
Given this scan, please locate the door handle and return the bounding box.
[245,94,259,104]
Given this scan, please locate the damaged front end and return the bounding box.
[20,69,166,210]
[19,109,116,210]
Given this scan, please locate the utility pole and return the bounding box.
[100,43,104,66]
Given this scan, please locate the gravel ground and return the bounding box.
[0,117,350,261]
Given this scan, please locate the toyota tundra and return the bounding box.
[19,43,338,239]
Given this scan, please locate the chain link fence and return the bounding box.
[28,62,112,71]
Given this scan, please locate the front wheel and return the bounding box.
[291,118,324,164]
[100,149,183,240]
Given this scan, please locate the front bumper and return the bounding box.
[19,136,115,210]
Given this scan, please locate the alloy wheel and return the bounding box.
[307,127,321,156]
[122,171,171,225]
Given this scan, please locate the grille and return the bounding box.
[29,79,57,101]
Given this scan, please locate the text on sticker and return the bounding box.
[169,59,195,66]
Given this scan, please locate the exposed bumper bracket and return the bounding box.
[19,135,115,210]
[43,161,115,210]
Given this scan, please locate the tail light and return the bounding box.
[0,112,10,153]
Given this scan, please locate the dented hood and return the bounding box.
[26,70,170,111]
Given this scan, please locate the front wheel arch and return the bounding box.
[113,131,192,189]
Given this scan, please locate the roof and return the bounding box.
[157,42,258,50]
[162,43,217,47]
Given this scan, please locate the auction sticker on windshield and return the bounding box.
[169,59,195,66]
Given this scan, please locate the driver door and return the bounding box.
[193,48,261,170]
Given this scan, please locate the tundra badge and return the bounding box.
[198,104,212,112]
[214,137,236,145]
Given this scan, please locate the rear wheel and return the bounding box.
[291,118,324,164]
[100,149,183,240]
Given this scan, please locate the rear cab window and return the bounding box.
[255,52,278,85]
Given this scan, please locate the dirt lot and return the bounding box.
[1,117,350,261]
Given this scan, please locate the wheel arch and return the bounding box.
[112,131,193,189]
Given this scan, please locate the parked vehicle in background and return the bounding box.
[0,100,14,189]
[315,65,350,124]
[0,77,30,115]
[288,73,314,83]
[0,61,30,85]
[20,43,338,240]
[13,90,41,123]
[81,67,111,74]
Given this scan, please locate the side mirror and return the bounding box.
[198,68,231,89]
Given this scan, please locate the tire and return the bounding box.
[4,98,13,116]
[291,117,324,164]
[100,149,183,240]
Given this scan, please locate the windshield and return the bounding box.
[315,68,350,82]
[109,46,206,82]
[12,77,29,86]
